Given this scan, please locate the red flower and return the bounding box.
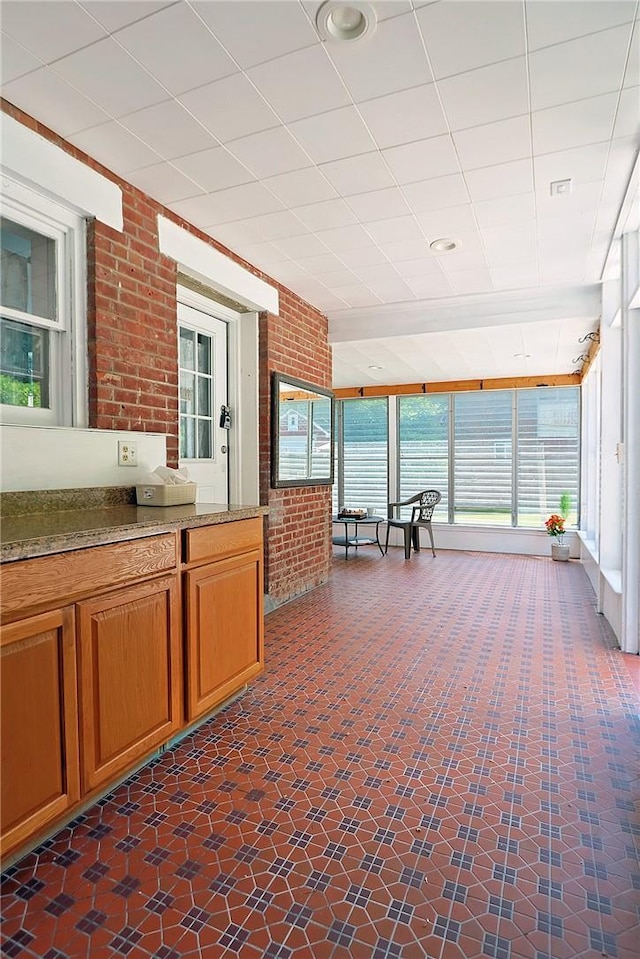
[545,514,565,537]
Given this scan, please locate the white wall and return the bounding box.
[0,425,167,491]
[388,524,580,558]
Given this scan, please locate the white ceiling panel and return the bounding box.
[178,73,282,144]
[116,3,237,95]
[357,83,448,149]
[1,0,634,389]
[528,25,633,111]
[327,9,433,101]
[417,0,525,79]
[1,1,107,62]
[437,58,529,131]
[120,101,218,159]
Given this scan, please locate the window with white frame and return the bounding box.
[0,180,86,427]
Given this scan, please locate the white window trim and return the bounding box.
[1,176,87,428]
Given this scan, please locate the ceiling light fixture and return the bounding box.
[315,1,376,43]
[514,353,530,359]
[368,364,384,370]
[429,238,458,253]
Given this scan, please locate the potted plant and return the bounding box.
[545,512,569,562]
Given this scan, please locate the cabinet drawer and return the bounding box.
[184,518,263,566]
[1,534,178,622]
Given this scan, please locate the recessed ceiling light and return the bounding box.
[368,364,384,370]
[430,238,458,253]
[514,353,531,359]
[316,2,376,42]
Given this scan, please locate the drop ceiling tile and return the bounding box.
[481,227,537,267]
[169,193,230,227]
[1,1,106,62]
[601,135,639,200]
[327,11,432,102]
[437,251,489,274]
[364,215,423,245]
[226,126,312,179]
[382,134,460,184]
[274,233,333,259]
[405,274,455,298]
[53,37,169,117]
[247,45,351,123]
[536,212,596,240]
[539,234,591,262]
[128,163,202,205]
[453,115,532,172]
[315,269,361,289]
[533,143,610,190]
[80,1,175,32]
[202,181,286,223]
[289,105,377,164]
[353,262,403,284]
[346,188,411,223]
[614,86,640,138]
[0,33,44,84]
[294,285,350,311]
[121,101,218,160]
[329,285,384,308]
[295,253,345,274]
[172,147,255,192]
[179,73,281,144]
[402,174,470,212]
[193,0,319,70]
[1,68,110,137]
[117,4,238,96]
[417,0,525,79]
[240,210,310,241]
[262,167,337,208]
[319,153,396,196]
[376,238,431,260]
[233,241,290,268]
[528,26,632,111]
[437,58,529,132]
[473,193,536,228]
[447,270,494,294]
[210,222,270,249]
[316,223,381,253]
[338,246,391,268]
[464,158,534,202]
[358,83,448,149]
[623,20,639,87]
[365,277,416,302]
[536,180,604,219]
[415,204,478,237]
[489,265,539,289]
[532,93,618,154]
[525,0,637,51]
[291,199,357,231]
[69,120,161,174]
[394,258,448,279]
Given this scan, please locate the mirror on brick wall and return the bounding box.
[271,373,334,488]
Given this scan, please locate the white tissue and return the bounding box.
[140,466,191,486]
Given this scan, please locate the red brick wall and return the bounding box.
[2,100,333,604]
[259,288,333,603]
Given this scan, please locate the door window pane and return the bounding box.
[197,376,211,417]
[398,395,449,520]
[179,328,195,370]
[180,370,195,415]
[197,332,211,374]
[180,417,195,459]
[1,218,56,321]
[179,325,214,460]
[454,391,512,525]
[0,318,50,408]
[198,419,211,459]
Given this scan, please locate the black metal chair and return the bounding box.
[384,490,442,559]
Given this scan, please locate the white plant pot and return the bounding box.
[551,542,570,562]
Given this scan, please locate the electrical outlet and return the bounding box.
[118,440,138,467]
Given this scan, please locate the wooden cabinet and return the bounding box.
[77,575,181,793]
[184,519,264,721]
[0,608,80,858]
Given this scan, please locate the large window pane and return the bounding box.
[0,318,50,408]
[516,387,580,527]
[335,398,388,514]
[398,395,449,520]
[1,218,56,321]
[454,391,512,525]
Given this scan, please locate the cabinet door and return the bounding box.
[77,575,181,793]
[185,548,264,720]
[1,608,80,858]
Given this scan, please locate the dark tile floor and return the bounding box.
[2,549,639,958]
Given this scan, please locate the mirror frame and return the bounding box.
[271,372,335,489]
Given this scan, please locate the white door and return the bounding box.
[178,302,228,504]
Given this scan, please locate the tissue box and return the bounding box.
[136,483,197,507]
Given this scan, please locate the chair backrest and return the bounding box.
[414,489,441,522]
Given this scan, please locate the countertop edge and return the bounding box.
[1,504,269,563]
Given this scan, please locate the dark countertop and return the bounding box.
[1,501,268,563]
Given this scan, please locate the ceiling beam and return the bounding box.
[334,373,581,398]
